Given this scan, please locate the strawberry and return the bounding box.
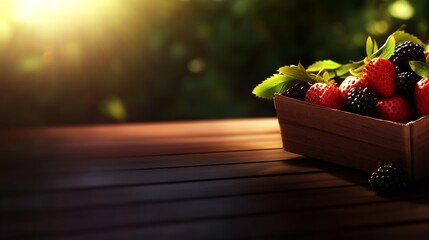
[424,51,429,59]
[376,95,413,123]
[305,83,344,110]
[414,77,429,117]
[361,58,396,98]
[339,76,366,100]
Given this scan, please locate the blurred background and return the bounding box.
[0,0,428,127]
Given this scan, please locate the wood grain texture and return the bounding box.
[1,118,429,239]
[410,116,429,180]
[274,95,414,176]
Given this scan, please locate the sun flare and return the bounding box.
[9,0,122,36]
[0,0,137,74]
[15,0,81,22]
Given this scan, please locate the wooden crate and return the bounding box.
[274,94,429,181]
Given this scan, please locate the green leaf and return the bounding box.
[366,37,373,57]
[297,62,306,71]
[409,61,429,78]
[314,74,326,83]
[322,71,330,81]
[278,65,318,84]
[370,35,395,59]
[252,74,288,99]
[327,70,337,79]
[306,60,341,72]
[393,30,425,46]
[349,64,364,77]
[335,63,354,77]
[373,39,379,53]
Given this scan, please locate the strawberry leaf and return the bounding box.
[373,39,379,53]
[314,74,326,83]
[366,37,374,57]
[327,71,337,79]
[370,35,395,59]
[252,74,288,99]
[409,61,429,78]
[336,63,354,77]
[322,71,330,82]
[253,63,321,99]
[306,60,341,72]
[349,64,364,77]
[278,65,318,84]
[393,30,425,46]
[297,62,306,71]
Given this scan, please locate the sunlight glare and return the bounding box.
[12,0,121,36]
[15,0,77,22]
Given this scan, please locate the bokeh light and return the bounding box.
[388,0,415,20]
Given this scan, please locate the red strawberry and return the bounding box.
[361,58,396,98]
[305,83,344,110]
[414,77,429,117]
[424,51,429,59]
[339,76,366,100]
[376,95,413,123]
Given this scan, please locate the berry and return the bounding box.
[339,76,366,100]
[396,71,421,99]
[362,58,396,98]
[376,95,413,123]
[368,163,410,194]
[391,41,425,73]
[424,51,429,59]
[282,81,311,100]
[345,87,376,116]
[305,83,344,110]
[414,77,429,117]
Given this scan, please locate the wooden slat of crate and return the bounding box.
[274,95,413,177]
[411,116,429,180]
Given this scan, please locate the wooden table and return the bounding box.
[2,118,429,239]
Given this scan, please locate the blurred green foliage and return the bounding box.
[1,0,429,127]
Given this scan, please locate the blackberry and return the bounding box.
[391,41,425,73]
[396,71,421,99]
[282,81,310,100]
[368,163,410,194]
[345,87,376,116]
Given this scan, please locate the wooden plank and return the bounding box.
[0,133,282,159]
[50,215,429,240]
[0,134,284,174]
[0,175,368,238]
[80,148,296,172]
[5,185,429,239]
[0,157,340,193]
[41,133,282,159]
[0,118,281,165]
[314,221,429,239]
[0,118,280,156]
[0,148,295,173]
[1,170,367,213]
